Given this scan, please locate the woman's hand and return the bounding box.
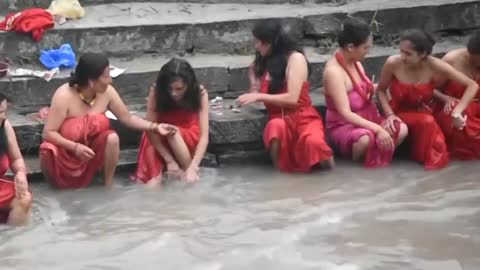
[376,128,395,151]
[184,166,199,183]
[74,143,95,161]
[236,93,260,107]
[14,172,28,198]
[154,123,177,136]
[383,114,402,135]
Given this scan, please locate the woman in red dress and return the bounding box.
[237,19,334,172]
[132,58,209,185]
[377,29,478,169]
[433,31,480,159]
[40,53,173,189]
[0,93,32,225]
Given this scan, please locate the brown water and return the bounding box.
[0,161,479,270]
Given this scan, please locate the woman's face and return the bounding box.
[399,40,425,66]
[91,66,112,93]
[169,79,187,102]
[254,38,271,57]
[348,35,373,62]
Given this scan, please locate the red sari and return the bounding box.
[434,80,480,159]
[39,113,115,189]
[132,109,200,183]
[261,74,333,172]
[389,79,449,169]
[0,155,16,223]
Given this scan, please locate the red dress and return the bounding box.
[434,80,480,159]
[261,74,333,172]
[132,109,200,183]
[0,155,16,223]
[389,78,449,169]
[39,113,115,189]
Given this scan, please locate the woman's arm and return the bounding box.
[189,88,209,170]
[107,85,159,131]
[431,56,479,115]
[144,87,176,163]
[376,56,397,117]
[5,120,27,175]
[324,64,383,132]
[42,88,78,152]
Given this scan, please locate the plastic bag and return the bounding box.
[48,0,85,19]
[39,44,77,70]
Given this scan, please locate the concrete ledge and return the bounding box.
[1,0,343,14]
[0,38,464,107]
[0,0,477,58]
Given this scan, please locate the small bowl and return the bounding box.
[0,61,8,78]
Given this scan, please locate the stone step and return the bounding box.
[1,0,338,13]
[0,0,478,58]
[0,37,465,107]
[9,90,325,153]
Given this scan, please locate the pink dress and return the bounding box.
[325,52,401,168]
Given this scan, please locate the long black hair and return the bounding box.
[252,19,308,94]
[400,29,436,55]
[155,58,202,112]
[337,17,371,48]
[69,53,110,88]
[0,93,8,156]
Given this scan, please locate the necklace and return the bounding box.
[78,91,96,107]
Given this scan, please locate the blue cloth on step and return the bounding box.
[39,44,76,70]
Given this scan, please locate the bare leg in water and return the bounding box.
[103,133,120,188]
[7,193,32,226]
[269,139,280,169]
[352,135,370,162]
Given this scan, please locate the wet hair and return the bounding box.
[155,58,202,112]
[467,30,480,55]
[252,18,308,94]
[69,53,110,88]
[400,29,436,55]
[337,17,371,48]
[0,93,8,156]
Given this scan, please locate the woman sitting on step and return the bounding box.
[0,93,32,225]
[324,18,408,168]
[432,30,480,160]
[40,53,173,189]
[236,19,334,172]
[376,29,478,170]
[132,58,209,185]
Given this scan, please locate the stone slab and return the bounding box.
[0,37,464,107]
[7,90,324,152]
[0,0,477,57]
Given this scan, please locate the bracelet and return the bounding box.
[385,112,394,118]
[149,122,156,132]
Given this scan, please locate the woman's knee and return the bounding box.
[398,123,408,141]
[353,135,371,150]
[106,132,120,148]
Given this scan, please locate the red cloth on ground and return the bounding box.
[0,8,54,42]
[434,80,480,160]
[39,113,115,189]
[389,78,449,169]
[132,109,200,183]
[260,73,333,173]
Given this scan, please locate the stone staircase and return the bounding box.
[0,0,478,179]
